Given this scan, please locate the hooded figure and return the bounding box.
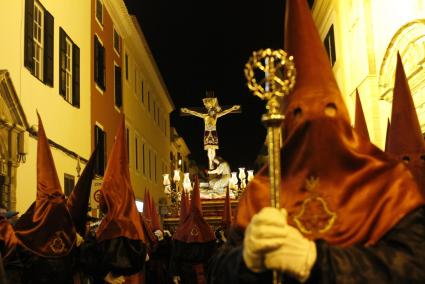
[179,189,190,224]
[80,115,146,284]
[10,113,76,283]
[207,1,425,283]
[66,147,98,237]
[171,176,216,284]
[386,53,425,195]
[354,89,370,141]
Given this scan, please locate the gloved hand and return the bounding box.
[75,233,84,247]
[242,207,288,272]
[104,272,125,284]
[264,224,317,282]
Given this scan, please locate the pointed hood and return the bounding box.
[236,0,424,247]
[150,196,162,232]
[139,214,157,248]
[179,189,189,223]
[96,115,145,242]
[15,113,75,256]
[66,147,98,236]
[143,189,152,225]
[386,53,425,192]
[384,119,391,152]
[284,0,350,135]
[354,89,370,140]
[222,187,232,230]
[191,176,202,214]
[173,177,215,243]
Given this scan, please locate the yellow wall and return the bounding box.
[0,0,91,211]
[312,0,425,148]
[105,0,174,205]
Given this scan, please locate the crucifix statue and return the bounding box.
[181,91,241,169]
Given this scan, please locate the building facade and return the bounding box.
[93,0,174,207]
[0,0,176,214]
[0,0,91,212]
[311,0,425,148]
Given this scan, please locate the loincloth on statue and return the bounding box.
[204,130,219,149]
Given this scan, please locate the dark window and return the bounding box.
[24,0,53,86]
[125,53,128,80]
[308,0,315,9]
[135,137,139,171]
[149,150,151,179]
[59,28,80,107]
[148,91,151,112]
[126,127,130,165]
[95,0,103,24]
[153,101,156,121]
[324,24,336,66]
[94,35,105,90]
[154,154,157,183]
[142,144,145,175]
[114,65,122,107]
[113,29,120,54]
[64,174,75,197]
[94,125,106,176]
[141,80,144,103]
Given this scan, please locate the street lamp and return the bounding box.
[163,169,182,215]
[183,172,192,192]
[238,167,246,190]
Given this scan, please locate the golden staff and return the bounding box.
[244,48,296,284]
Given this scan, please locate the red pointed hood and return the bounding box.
[150,195,162,232]
[173,177,215,243]
[354,89,370,140]
[284,0,350,136]
[179,189,189,223]
[15,113,75,256]
[191,176,202,214]
[143,189,152,226]
[96,115,145,242]
[386,53,425,193]
[66,147,98,236]
[236,0,424,247]
[384,119,391,152]
[222,187,232,230]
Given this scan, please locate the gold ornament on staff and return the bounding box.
[244,48,296,284]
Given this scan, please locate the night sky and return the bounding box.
[124,0,287,170]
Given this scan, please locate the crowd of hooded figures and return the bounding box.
[1,0,425,283]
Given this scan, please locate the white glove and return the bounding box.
[173,275,181,284]
[264,224,317,282]
[75,233,84,247]
[154,229,164,241]
[104,272,125,284]
[242,207,288,272]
